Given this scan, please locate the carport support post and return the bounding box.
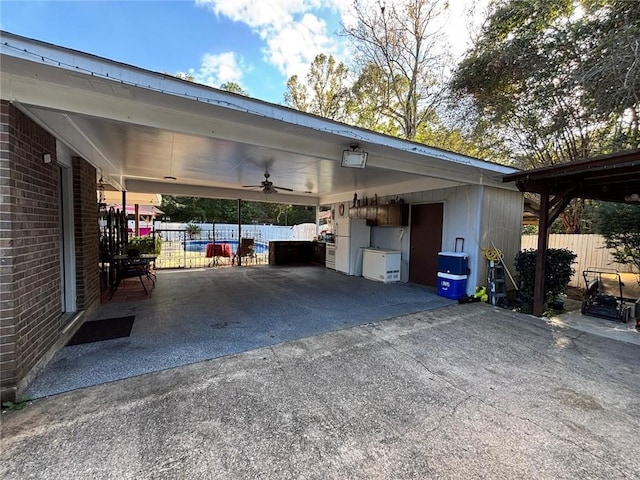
[237,199,242,266]
[122,191,127,240]
[134,204,139,236]
[533,192,550,316]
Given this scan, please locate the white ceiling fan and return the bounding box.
[242,171,294,194]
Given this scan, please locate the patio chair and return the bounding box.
[233,238,256,265]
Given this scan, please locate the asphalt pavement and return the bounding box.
[2,303,639,479]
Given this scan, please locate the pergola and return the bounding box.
[503,149,640,316]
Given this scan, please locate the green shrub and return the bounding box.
[514,248,577,309]
[127,235,161,255]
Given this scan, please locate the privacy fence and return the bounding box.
[521,234,634,288]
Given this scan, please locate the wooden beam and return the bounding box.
[533,192,550,316]
[548,194,573,226]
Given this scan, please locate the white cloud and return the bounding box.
[184,51,247,89]
[193,0,484,88]
[196,0,347,78]
[265,13,335,78]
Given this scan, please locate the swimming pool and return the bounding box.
[183,239,269,253]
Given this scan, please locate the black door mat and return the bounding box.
[67,316,135,346]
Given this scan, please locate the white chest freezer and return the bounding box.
[362,248,401,283]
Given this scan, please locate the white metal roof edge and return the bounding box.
[0,30,518,178]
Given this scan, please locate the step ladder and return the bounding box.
[488,260,508,307]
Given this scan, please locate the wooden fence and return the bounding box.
[521,234,633,288]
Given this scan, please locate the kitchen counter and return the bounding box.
[269,241,325,266]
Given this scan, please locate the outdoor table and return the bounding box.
[205,243,233,266]
[110,253,157,298]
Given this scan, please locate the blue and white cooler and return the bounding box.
[437,272,468,299]
[436,238,468,299]
[437,251,469,275]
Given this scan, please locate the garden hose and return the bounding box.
[483,242,519,291]
[482,246,503,263]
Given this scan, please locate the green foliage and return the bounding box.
[596,202,640,273]
[2,398,31,411]
[280,1,510,161]
[185,224,202,239]
[451,0,640,231]
[284,54,351,122]
[160,196,207,222]
[128,235,161,255]
[159,196,315,226]
[514,248,577,308]
[220,82,248,96]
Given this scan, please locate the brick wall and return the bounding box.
[73,157,100,312]
[0,101,62,399]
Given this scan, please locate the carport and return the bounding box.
[1,31,524,286]
[1,31,522,400]
[503,149,640,316]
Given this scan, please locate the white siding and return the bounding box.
[370,185,522,294]
[479,187,524,291]
[338,184,524,294]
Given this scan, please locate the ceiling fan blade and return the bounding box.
[242,185,262,188]
[273,185,294,192]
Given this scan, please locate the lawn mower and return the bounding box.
[581,269,636,324]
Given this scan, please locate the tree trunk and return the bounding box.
[559,198,585,233]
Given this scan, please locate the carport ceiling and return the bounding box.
[1,31,517,205]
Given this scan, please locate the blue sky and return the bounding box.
[0,0,482,104]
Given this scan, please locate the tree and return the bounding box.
[173,72,195,82]
[159,196,315,226]
[281,2,510,160]
[347,63,399,135]
[284,54,351,122]
[341,0,449,140]
[451,0,640,232]
[579,0,640,149]
[160,196,207,222]
[596,202,640,275]
[220,82,248,96]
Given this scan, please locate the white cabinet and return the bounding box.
[362,248,401,283]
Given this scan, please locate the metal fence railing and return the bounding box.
[154,225,283,269]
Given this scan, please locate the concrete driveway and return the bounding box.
[2,303,639,479]
[25,266,453,398]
